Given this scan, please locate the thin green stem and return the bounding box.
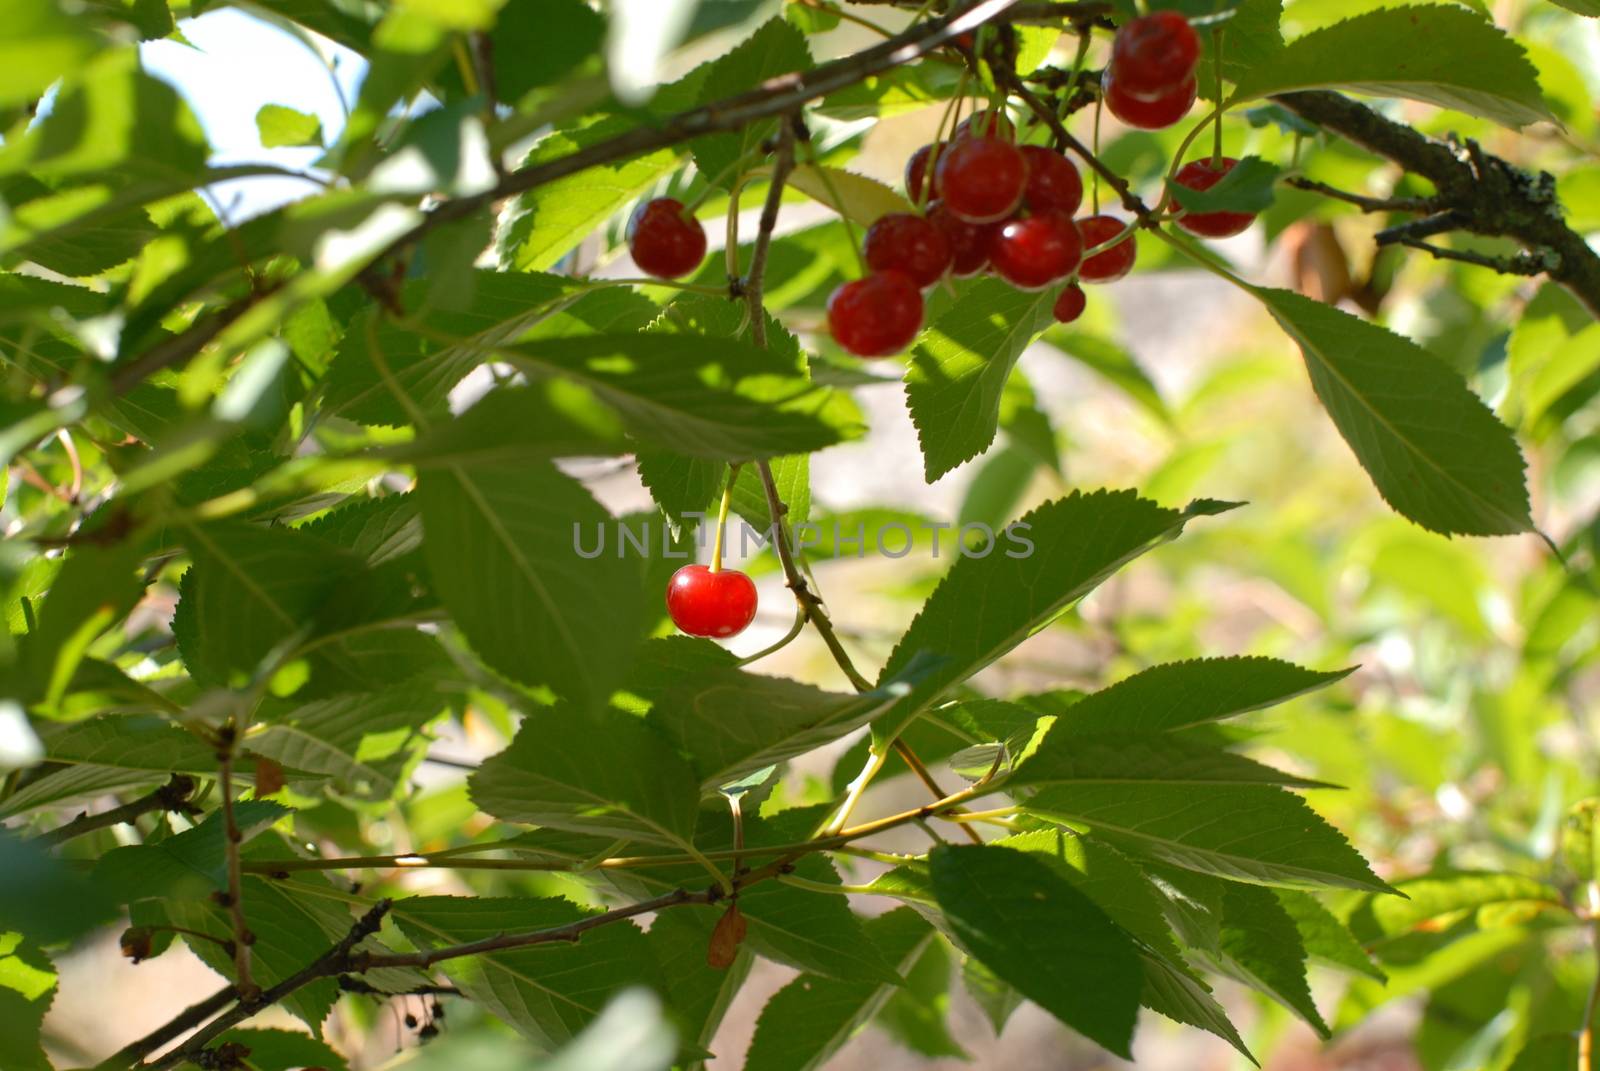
[734,605,806,667]
[711,464,739,573]
[779,874,880,896]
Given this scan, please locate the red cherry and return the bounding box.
[1173,157,1256,238]
[1103,70,1196,130]
[989,211,1083,290]
[934,137,1027,224]
[828,271,924,357]
[666,564,758,639]
[905,142,944,203]
[626,198,707,279]
[1053,283,1086,324]
[1109,11,1200,101]
[1019,146,1083,216]
[954,112,1015,142]
[927,200,998,277]
[1076,214,1138,284]
[864,212,953,288]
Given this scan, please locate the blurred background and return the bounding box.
[27,1,1600,1068]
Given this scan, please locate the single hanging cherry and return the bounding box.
[1102,70,1196,130]
[1076,215,1138,283]
[1109,11,1200,101]
[828,271,924,357]
[1173,157,1257,238]
[667,564,758,639]
[928,200,998,277]
[989,211,1083,290]
[935,136,1027,224]
[627,198,707,279]
[1019,146,1084,215]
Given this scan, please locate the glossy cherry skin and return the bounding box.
[1110,11,1200,101]
[667,564,758,639]
[954,112,1015,142]
[905,142,944,203]
[828,271,924,357]
[1076,215,1138,283]
[626,198,707,279]
[1019,146,1083,215]
[1053,283,1086,324]
[1103,70,1196,130]
[864,212,953,288]
[989,211,1083,290]
[934,136,1027,224]
[927,200,998,277]
[1173,157,1256,238]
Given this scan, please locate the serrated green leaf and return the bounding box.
[872,492,1236,741]
[418,459,645,706]
[1230,6,1553,127]
[0,830,115,943]
[469,706,700,846]
[326,271,657,425]
[744,908,932,1071]
[786,165,912,226]
[255,103,323,148]
[213,1029,347,1071]
[1253,287,1532,535]
[0,0,102,108]
[644,908,752,1060]
[1028,783,1392,892]
[1168,155,1282,214]
[94,801,291,902]
[874,935,966,1059]
[1343,871,1566,944]
[1274,889,1385,980]
[1027,657,1352,739]
[1202,881,1329,1036]
[930,844,1143,1057]
[1013,730,1335,789]
[390,895,662,1052]
[904,278,1058,481]
[14,538,145,710]
[734,855,904,984]
[688,19,812,187]
[251,682,452,799]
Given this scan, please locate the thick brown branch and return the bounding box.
[1275,90,1600,316]
[37,774,197,846]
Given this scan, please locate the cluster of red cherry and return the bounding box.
[624,11,1260,637]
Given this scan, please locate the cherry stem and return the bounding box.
[1211,27,1225,166]
[711,464,739,573]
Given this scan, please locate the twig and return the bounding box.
[144,901,395,1071]
[1275,90,1600,315]
[37,775,198,846]
[1374,209,1470,243]
[893,740,984,844]
[1385,237,1552,276]
[97,986,237,1070]
[1282,176,1435,214]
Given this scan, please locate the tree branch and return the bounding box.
[1275,89,1600,315]
[214,741,256,1002]
[110,0,1030,396]
[36,774,198,846]
[97,987,236,1071]
[1282,175,1436,214]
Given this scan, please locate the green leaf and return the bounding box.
[744,908,932,1071]
[0,828,116,939]
[1028,657,1352,738]
[957,447,1037,535]
[501,116,681,272]
[1200,881,1329,1036]
[1229,5,1554,127]
[476,0,603,101]
[255,103,323,148]
[334,7,451,176]
[627,639,912,790]
[0,932,55,1071]
[325,271,656,425]
[14,539,145,710]
[644,909,752,1059]
[786,165,913,226]
[1343,871,1566,945]
[904,278,1058,481]
[0,0,101,108]
[212,1029,347,1071]
[251,682,452,799]
[688,19,812,187]
[418,459,646,706]
[1027,782,1392,892]
[94,801,291,902]
[532,989,679,1071]
[733,855,904,984]
[1013,731,1334,789]
[1274,889,1385,981]
[1252,287,1532,535]
[929,844,1143,1057]
[872,492,1236,741]
[391,895,663,1052]
[1167,155,1282,213]
[960,956,1024,1035]
[469,706,700,846]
